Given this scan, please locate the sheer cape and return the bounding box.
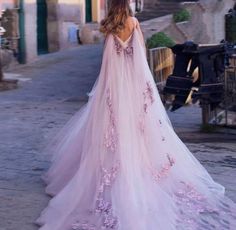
[36,21,236,230]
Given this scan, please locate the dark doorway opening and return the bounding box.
[86,0,92,22]
[37,0,49,55]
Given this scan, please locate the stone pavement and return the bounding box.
[0,45,235,230]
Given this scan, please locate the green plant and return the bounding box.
[173,9,191,23]
[146,32,175,49]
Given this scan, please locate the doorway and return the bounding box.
[37,0,48,55]
[86,0,92,22]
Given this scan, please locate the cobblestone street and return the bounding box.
[0,45,235,230]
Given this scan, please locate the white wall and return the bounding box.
[24,0,38,62]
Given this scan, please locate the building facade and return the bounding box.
[0,0,107,64]
[0,0,143,64]
[24,0,102,63]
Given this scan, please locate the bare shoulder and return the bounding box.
[127,16,138,23]
[126,16,138,29]
[117,16,138,40]
[133,17,140,26]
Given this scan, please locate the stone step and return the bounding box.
[137,3,181,21]
[137,12,174,22]
[144,2,180,8]
[146,0,198,2]
[137,0,199,21]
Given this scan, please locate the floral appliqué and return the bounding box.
[114,35,134,56]
[104,88,118,153]
[149,153,175,182]
[139,81,155,133]
[95,163,120,229]
[143,81,155,113]
[71,163,120,230]
[175,181,220,229]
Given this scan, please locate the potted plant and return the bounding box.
[146,32,175,49]
[173,9,191,23]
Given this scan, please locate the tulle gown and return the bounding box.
[36,18,236,230]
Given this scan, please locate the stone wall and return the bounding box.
[141,0,236,45]
[1,0,109,64]
[147,0,236,45]
[143,0,156,7]
[174,2,210,44]
[200,0,236,43]
[22,0,86,62]
[41,0,106,53]
[49,0,84,51]
[24,1,38,63]
[179,0,236,44]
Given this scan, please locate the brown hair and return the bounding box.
[100,0,133,35]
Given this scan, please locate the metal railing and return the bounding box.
[206,57,236,127]
[148,47,236,127]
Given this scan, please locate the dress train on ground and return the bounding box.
[36,20,236,230]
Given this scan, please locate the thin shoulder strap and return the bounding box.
[132,16,146,50]
[132,16,138,28]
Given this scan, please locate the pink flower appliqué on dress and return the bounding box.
[95,162,120,229]
[104,88,118,153]
[113,35,134,57]
[139,81,155,133]
[143,81,155,113]
[149,153,175,182]
[175,181,220,229]
[114,37,122,55]
[71,163,120,230]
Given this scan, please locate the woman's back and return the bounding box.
[115,16,136,42]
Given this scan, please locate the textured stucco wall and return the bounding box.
[177,3,210,44]
[140,0,235,45]
[56,0,84,50]
[48,0,105,50]
[21,0,85,62]
[47,0,108,48]
[200,0,236,43]
[163,0,236,44]
[24,0,38,63]
[2,0,107,63]
[46,0,60,52]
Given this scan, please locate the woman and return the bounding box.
[36,0,236,229]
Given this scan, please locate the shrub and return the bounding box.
[173,9,191,23]
[146,32,175,49]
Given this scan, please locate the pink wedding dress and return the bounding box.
[36,18,236,230]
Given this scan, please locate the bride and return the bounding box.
[36,0,236,229]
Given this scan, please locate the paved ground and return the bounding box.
[0,45,235,230]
